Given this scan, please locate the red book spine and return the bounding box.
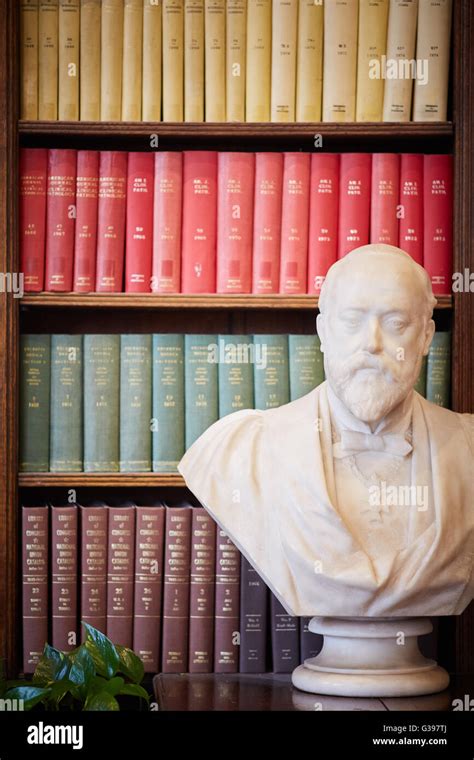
[307,153,340,294]
[188,507,216,673]
[73,151,100,293]
[181,151,218,293]
[95,151,128,292]
[370,153,400,246]
[279,153,311,294]
[423,154,453,295]
[214,530,240,673]
[252,153,283,294]
[125,153,154,293]
[22,506,49,673]
[51,505,78,651]
[106,506,136,648]
[133,505,165,673]
[161,505,192,673]
[216,152,255,293]
[338,153,372,258]
[80,505,108,638]
[44,149,77,291]
[151,152,183,294]
[399,154,424,265]
[20,149,48,292]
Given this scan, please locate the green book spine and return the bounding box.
[20,334,51,472]
[120,334,152,472]
[288,334,324,401]
[414,355,428,398]
[84,334,120,472]
[218,334,255,418]
[152,334,185,473]
[253,334,290,410]
[50,334,83,472]
[185,334,219,448]
[427,332,451,408]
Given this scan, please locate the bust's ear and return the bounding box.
[422,319,436,356]
[316,312,325,352]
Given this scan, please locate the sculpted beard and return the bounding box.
[325,350,422,423]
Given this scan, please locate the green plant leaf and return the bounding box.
[68,645,95,698]
[116,645,144,684]
[47,679,81,708]
[84,691,120,712]
[4,686,51,711]
[33,644,69,685]
[83,623,120,679]
[118,683,150,703]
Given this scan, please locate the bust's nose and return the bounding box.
[362,317,383,354]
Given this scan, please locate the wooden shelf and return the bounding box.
[19,472,185,487]
[20,293,453,310]
[19,120,454,152]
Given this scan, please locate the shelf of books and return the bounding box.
[0,0,472,691]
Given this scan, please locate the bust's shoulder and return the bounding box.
[415,393,474,447]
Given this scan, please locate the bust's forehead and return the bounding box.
[330,255,422,311]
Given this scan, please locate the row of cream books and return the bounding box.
[21,0,452,123]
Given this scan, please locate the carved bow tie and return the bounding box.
[333,429,413,459]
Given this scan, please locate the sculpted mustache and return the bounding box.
[343,355,400,375]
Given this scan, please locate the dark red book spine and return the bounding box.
[370,153,400,246]
[73,151,100,293]
[188,507,216,673]
[151,152,183,293]
[216,152,255,293]
[161,505,192,673]
[279,152,311,294]
[252,152,283,294]
[181,151,218,294]
[214,530,240,673]
[399,153,424,265]
[307,153,340,294]
[22,506,49,673]
[106,506,136,648]
[80,505,108,638]
[270,593,299,673]
[95,151,128,292]
[423,154,453,295]
[239,555,268,673]
[44,149,77,291]
[51,505,78,651]
[133,505,165,672]
[338,153,372,258]
[125,152,154,293]
[20,148,48,293]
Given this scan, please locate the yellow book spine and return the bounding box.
[142,0,162,121]
[122,0,143,121]
[205,0,226,122]
[184,0,204,121]
[271,0,298,123]
[382,0,418,123]
[58,0,80,121]
[163,0,184,121]
[21,0,39,120]
[356,0,389,122]
[296,0,323,122]
[245,0,271,122]
[80,0,101,120]
[322,0,359,123]
[101,0,124,121]
[38,0,59,120]
[413,0,452,122]
[226,0,246,122]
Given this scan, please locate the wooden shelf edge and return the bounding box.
[19,473,185,487]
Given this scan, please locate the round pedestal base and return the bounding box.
[291,617,450,698]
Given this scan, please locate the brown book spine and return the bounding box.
[80,505,108,638]
[133,505,165,672]
[22,506,49,673]
[106,506,136,648]
[161,505,192,673]
[214,529,240,673]
[51,505,78,651]
[188,507,216,673]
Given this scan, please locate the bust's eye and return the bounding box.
[342,315,360,328]
[387,319,406,332]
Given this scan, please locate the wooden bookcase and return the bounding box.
[0,0,472,680]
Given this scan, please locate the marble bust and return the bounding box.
[178,244,474,619]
